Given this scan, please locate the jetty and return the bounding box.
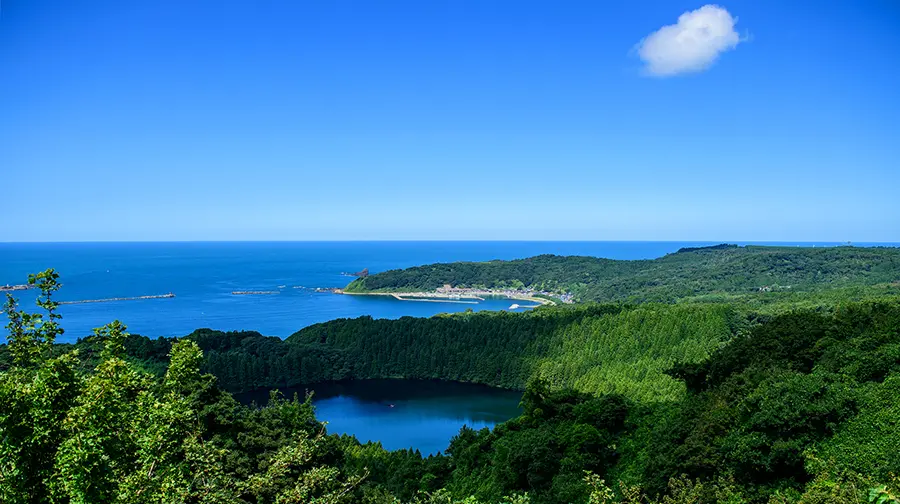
[0,284,33,292]
[59,293,175,305]
[315,287,343,293]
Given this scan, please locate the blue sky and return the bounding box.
[1,0,898,241]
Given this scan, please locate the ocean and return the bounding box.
[1,241,888,343]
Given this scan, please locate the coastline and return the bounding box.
[340,289,555,306]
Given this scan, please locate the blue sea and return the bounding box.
[2,241,893,344]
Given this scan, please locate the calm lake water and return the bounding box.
[235,379,523,455]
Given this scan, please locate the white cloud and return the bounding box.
[637,5,742,77]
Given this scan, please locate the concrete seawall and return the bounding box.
[59,293,175,305]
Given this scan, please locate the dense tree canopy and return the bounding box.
[2,269,900,504]
[44,303,735,403]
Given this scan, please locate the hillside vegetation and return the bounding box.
[344,245,900,303]
[2,270,899,503]
[10,288,895,400]
[15,304,737,403]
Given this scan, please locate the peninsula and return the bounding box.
[343,244,900,304]
[340,267,369,278]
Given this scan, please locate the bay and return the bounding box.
[1,241,883,343]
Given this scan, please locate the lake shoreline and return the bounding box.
[234,377,526,403]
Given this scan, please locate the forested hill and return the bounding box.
[344,245,900,303]
[30,303,733,403]
[4,271,900,503]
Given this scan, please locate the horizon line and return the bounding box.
[1,240,898,245]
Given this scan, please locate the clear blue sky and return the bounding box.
[2,0,898,241]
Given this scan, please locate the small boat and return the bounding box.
[509,303,520,310]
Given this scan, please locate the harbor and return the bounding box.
[390,293,479,304]
[341,288,552,307]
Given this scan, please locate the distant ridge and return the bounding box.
[344,245,900,304]
[674,243,739,254]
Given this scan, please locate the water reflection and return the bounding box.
[237,379,523,454]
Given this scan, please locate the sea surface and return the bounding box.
[236,379,523,455]
[1,241,891,344]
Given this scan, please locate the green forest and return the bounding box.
[344,245,900,305]
[2,303,737,403]
[2,266,900,503]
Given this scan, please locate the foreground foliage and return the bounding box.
[0,271,365,503]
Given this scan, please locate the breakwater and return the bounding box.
[231,290,279,295]
[59,293,175,305]
[390,293,479,304]
[0,284,33,292]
